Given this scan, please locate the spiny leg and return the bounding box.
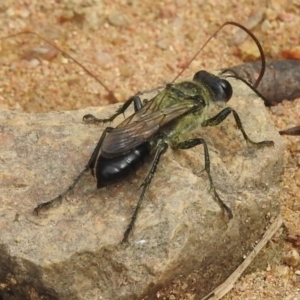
[202,107,274,147]
[34,127,113,214]
[122,141,168,244]
[86,127,113,171]
[83,95,143,124]
[34,167,88,214]
[173,138,233,219]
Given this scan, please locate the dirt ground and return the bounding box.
[0,0,300,299]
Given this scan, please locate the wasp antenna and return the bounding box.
[1,31,119,103]
[222,71,276,106]
[173,21,265,89]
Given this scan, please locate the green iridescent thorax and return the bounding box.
[156,80,213,109]
[157,79,219,145]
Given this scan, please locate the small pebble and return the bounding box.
[107,12,129,27]
[156,39,170,50]
[283,249,300,268]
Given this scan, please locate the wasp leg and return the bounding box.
[83,95,143,124]
[122,141,168,244]
[202,107,274,147]
[173,138,233,219]
[34,127,113,214]
[34,167,89,214]
[86,127,113,171]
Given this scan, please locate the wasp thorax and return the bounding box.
[193,70,232,103]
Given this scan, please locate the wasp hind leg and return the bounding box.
[122,141,168,244]
[173,138,233,219]
[83,95,143,124]
[202,107,274,148]
[34,127,114,214]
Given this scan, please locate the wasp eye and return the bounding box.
[219,79,232,102]
[193,71,233,103]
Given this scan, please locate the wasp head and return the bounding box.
[193,70,232,103]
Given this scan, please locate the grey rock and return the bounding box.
[0,76,284,300]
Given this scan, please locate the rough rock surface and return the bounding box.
[0,77,284,300]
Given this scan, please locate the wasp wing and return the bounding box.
[112,83,194,128]
[101,99,201,157]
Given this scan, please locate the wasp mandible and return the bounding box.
[32,22,274,243]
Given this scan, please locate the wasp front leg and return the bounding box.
[83,95,143,124]
[172,138,233,219]
[202,107,274,148]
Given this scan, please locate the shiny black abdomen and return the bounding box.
[95,142,151,188]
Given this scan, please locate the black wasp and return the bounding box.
[33,22,274,243]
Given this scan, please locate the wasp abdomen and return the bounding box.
[95,142,151,188]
